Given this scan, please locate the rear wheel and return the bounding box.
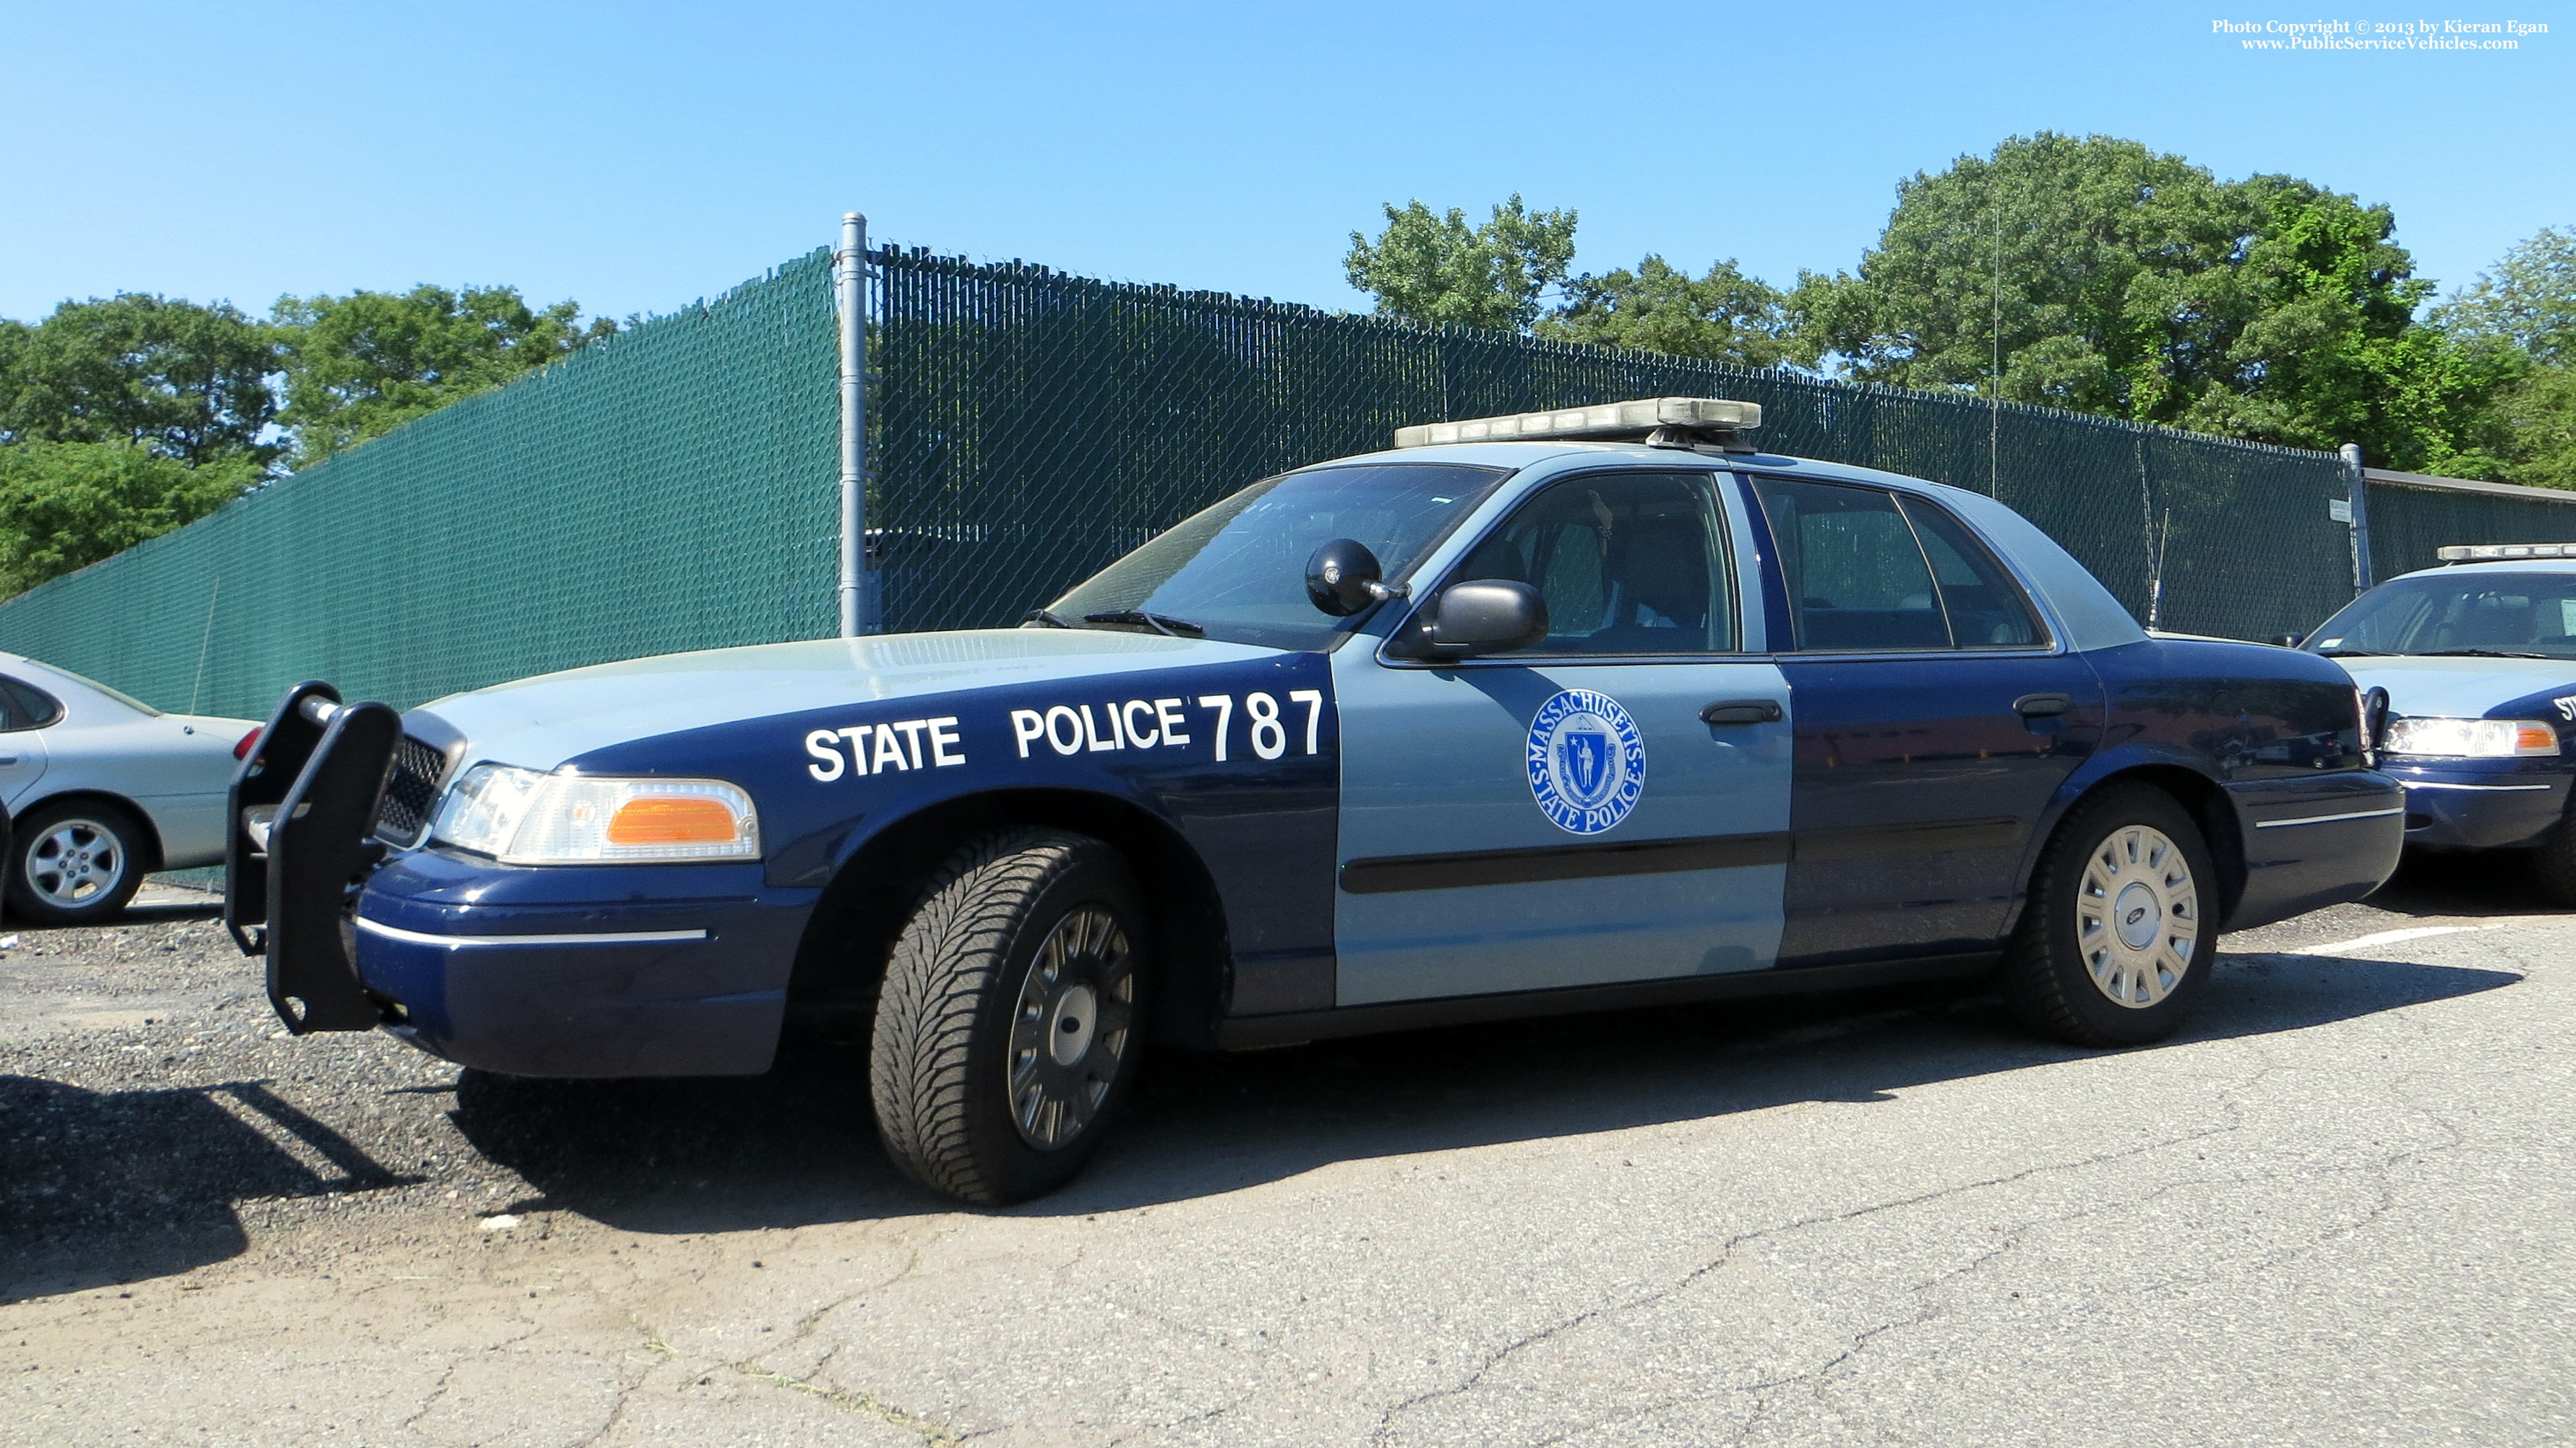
[869,828,1148,1204]
[5,800,148,926]
[2003,786,2216,1047]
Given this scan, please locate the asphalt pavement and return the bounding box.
[3,857,2571,1447]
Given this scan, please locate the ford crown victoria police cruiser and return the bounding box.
[2297,545,2576,901]
[227,398,2403,1204]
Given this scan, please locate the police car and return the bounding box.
[2296,544,2576,899]
[228,398,2402,1204]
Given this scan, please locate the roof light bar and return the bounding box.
[2437,543,2576,562]
[1393,397,1761,450]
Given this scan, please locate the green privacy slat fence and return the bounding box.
[873,248,2378,643]
[0,249,839,717]
[10,238,2576,717]
[2366,479,2576,586]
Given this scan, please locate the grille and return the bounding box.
[376,734,449,847]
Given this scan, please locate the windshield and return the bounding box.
[1048,462,1510,650]
[2308,571,2576,660]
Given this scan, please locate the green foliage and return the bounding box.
[0,294,281,467]
[1791,134,2249,417]
[274,284,616,465]
[2439,226,2576,366]
[1540,256,1803,367]
[2493,364,2576,489]
[2178,177,2512,474]
[1344,196,1577,332]
[0,440,259,595]
[1789,132,2520,473]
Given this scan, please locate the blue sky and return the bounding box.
[4,1,2569,326]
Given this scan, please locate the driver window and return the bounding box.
[1453,471,1733,654]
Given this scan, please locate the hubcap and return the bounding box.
[26,819,126,911]
[1006,906,1135,1151]
[2077,823,2197,1009]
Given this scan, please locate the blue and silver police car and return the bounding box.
[2297,544,2576,899]
[228,398,2403,1204]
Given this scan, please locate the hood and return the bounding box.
[411,629,1284,771]
[2335,654,2576,719]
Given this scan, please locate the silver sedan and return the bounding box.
[1,652,259,924]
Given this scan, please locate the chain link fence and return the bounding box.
[7,239,2576,714]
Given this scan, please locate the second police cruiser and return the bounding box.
[229,398,2403,1204]
[2297,542,2576,900]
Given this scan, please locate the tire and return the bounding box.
[2531,813,2576,907]
[869,828,1150,1204]
[2001,786,2217,1048]
[5,799,149,926]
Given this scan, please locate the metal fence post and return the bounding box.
[2340,442,2373,594]
[837,212,879,635]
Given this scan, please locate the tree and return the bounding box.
[2438,226,2576,365]
[274,284,616,464]
[1793,132,2509,471]
[1792,134,2254,419]
[0,294,281,467]
[0,440,259,596]
[1540,255,1802,367]
[1344,196,1577,332]
[2178,176,2516,473]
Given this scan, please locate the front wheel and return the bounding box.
[2003,786,2217,1048]
[869,828,1149,1204]
[6,800,149,926]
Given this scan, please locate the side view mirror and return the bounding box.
[1306,538,1401,617]
[2268,633,2306,648]
[2362,685,2391,756]
[1425,580,1549,655]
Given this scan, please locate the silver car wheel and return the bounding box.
[1005,904,1136,1151]
[25,817,129,911]
[2077,823,2198,1009]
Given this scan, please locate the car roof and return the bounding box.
[1319,440,1974,497]
[2388,558,2576,583]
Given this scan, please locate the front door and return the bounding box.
[1333,468,1794,1006]
[1744,474,2104,964]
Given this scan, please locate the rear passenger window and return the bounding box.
[1898,497,2045,647]
[1752,478,1949,650]
[0,676,64,730]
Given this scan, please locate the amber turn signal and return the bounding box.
[606,795,742,845]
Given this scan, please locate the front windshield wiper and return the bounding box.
[2413,648,2558,660]
[1083,609,1205,638]
[2315,648,2390,657]
[1022,608,1075,628]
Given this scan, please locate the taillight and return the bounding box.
[233,727,262,761]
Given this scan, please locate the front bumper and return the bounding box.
[2387,758,2572,851]
[353,847,817,1077]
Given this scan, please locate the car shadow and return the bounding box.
[2347,849,2575,920]
[453,942,2522,1234]
[0,1076,421,1304]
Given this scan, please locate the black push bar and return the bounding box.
[225,682,403,1033]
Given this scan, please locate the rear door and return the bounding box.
[1332,468,1795,1006]
[0,676,53,807]
[1746,476,2103,965]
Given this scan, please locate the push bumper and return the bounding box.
[2387,759,2573,851]
[353,848,815,1078]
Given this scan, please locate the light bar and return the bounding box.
[1393,397,1761,449]
[2437,543,2576,561]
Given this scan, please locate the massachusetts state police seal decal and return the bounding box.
[1527,688,1646,835]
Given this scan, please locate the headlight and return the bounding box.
[429,764,760,864]
[2381,716,2562,759]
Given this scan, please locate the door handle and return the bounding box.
[1701,699,1784,726]
[2013,693,2071,718]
